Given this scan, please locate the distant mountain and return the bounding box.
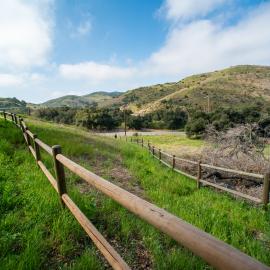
[0,97,27,109]
[41,91,122,108]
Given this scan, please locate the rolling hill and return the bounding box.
[40,91,122,108]
[100,65,270,114]
[0,97,27,109]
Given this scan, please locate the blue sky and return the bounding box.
[0,0,269,103]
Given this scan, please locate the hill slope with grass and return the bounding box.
[101,65,270,114]
[1,117,269,269]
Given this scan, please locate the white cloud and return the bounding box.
[58,2,270,90]
[59,61,136,82]
[0,73,23,87]
[0,0,53,69]
[144,2,270,78]
[162,0,226,21]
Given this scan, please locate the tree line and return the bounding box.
[33,101,270,137]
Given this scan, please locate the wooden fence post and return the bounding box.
[25,127,31,147]
[159,149,161,160]
[141,138,144,147]
[11,114,14,122]
[33,134,41,162]
[52,145,67,206]
[263,172,270,208]
[197,161,202,189]
[3,110,6,121]
[172,155,175,169]
[14,114,18,125]
[152,146,155,156]
[19,117,23,132]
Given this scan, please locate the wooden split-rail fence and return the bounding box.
[128,137,270,207]
[1,111,269,270]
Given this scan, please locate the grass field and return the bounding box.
[136,134,205,157]
[1,118,270,269]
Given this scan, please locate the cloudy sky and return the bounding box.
[0,0,270,103]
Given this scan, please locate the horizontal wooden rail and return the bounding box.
[37,160,58,192]
[159,150,172,158]
[201,163,263,182]
[26,129,35,139]
[175,156,198,165]
[56,153,269,270]
[35,138,53,156]
[21,121,27,130]
[29,145,36,159]
[200,179,261,203]
[62,194,130,270]
[174,167,197,180]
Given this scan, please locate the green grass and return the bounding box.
[0,120,104,270]
[138,134,204,148]
[135,134,204,156]
[1,118,270,269]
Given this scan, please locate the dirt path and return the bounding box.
[73,153,153,270]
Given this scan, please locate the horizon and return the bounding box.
[0,0,270,103]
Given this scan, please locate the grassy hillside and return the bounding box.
[101,65,270,114]
[1,117,269,269]
[41,91,122,108]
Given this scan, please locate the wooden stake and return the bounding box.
[173,155,175,169]
[197,161,202,189]
[33,134,41,162]
[263,172,270,208]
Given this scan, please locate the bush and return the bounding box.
[186,118,207,138]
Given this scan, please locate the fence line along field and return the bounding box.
[1,111,270,270]
[127,137,269,206]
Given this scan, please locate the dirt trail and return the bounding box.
[73,153,153,270]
